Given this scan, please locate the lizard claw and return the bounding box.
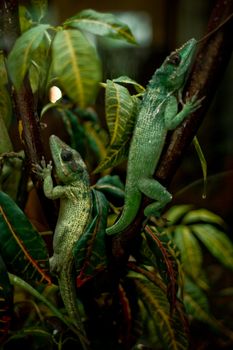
[32,157,53,179]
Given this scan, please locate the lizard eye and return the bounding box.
[61,149,73,162]
[167,53,181,66]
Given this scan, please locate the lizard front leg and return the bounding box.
[138,177,172,217]
[165,93,203,130]
[33,157,66,200]
[33,158,67,274]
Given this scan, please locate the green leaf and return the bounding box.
[0,86,12,129]
[164,205,193,225]
[0,191,51,285]
[52,29,102,107]
[94,81,139,172]
[106,80,135,145]
[0,53,8,86]
[84,121,108,163]
[192,136,207,199]
[191,224,233,270]
[19,5,33,33]
[74,189,108,287]
[64,9,136,44]
[133,276,189,350]
[113,75,145,93]
[7,24,51,90]
[29,35,51,95]
[183,277,219,329]
[0,255,12,340]
[173,226,203,281]
[8,273,82,338]
[182,209,225,227]
[144,226,179,311]
[95,175,125,201]
[30,0,48,22]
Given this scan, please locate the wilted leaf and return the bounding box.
[52,29,102,107]
[0,191,51,285]
[191,224,233,270]
[64,9,136,44]
[7,24,51,90]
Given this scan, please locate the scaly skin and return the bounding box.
[35,135,92,342]
[107,38,202,236]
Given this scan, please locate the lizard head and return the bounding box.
[49,135,89,185]
[150,38,197,90]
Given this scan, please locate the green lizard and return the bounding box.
[107,38,202,236]
[34,135,92,342]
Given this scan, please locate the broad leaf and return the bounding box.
[106,80,136,145]
[183,278,220,330]
[95,175,125,201]
[19,5,33,33]
[0,86,12,129]
[74,190,108,287]
[173,226,202,281]
[191,224,233,270]
[84,121,108,163]
[0,254,12,340]
[0,191,51,285]
[0,54,8,86]
[52,29,102,107]
[133,276,189,350]
[30,0,48,22]
[94,81,139,172]
[113,75,145,93]
[182,208,225,227]
[64,9,136,44]
[29,35,51,95]
[59,110,86,157]
[7,24,51,90]
[164,205,193,225]
[144,225,179,312]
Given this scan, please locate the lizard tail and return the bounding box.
[59,262,89,349]
[106,189,141,235]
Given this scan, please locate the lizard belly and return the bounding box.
[128,118,166,178]
[50,194,91,274]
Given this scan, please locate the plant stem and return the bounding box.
[0,0,44,180]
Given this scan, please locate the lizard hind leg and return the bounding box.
[138,177,172,218]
